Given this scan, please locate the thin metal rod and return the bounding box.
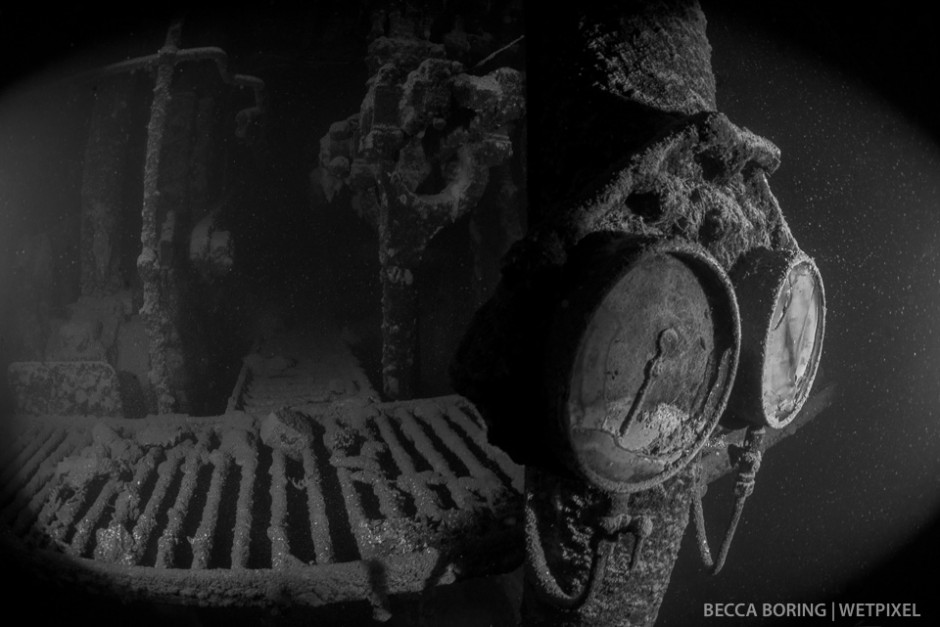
[0,426,56,495]
[129,450,184,565]
[396,409,469,508]
[445,403,523,492]
[268,449,292,569]
[323,415,368,559]
[70,480,121,556]
[230,444,257,569]
[692,426,764,575]
[155,443,205,568]
[5,430,83,529]
[191,451,232,569]
[373,413,441,519]
[301,448,333,564]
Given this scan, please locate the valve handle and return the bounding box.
[692,425,764,575]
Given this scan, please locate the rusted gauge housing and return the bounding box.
[548,237,741,493]
[723,248,826,429]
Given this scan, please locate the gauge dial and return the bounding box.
[556,241,740,493]
[725,249,826,429]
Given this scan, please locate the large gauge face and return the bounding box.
[762,260,824,424]
[560,243,740,493]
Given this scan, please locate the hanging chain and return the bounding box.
[692,425,765,574]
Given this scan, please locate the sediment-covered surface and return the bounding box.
[231,321,379,415]
[0,395,523,610]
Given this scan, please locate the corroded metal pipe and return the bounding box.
[138,21,183,414]
[454,1,808,625]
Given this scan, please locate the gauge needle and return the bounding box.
[619,327,678,439]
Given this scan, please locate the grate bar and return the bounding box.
[0,425,59,498]
[31,482,67,545]
[5,430,85,530]
[301,448,333,564]
[396,409,469,508]
[416,406,503,489]
[130,450,185,565]
[323,415,367,559]
[268,448,291,569]
[447,403,523,492]
[191,451,231,569]
[70,479,121,557]
[84,448,162,563]
[0,423,44,472]
[156,443,206,568]
[45,479,98,547]
[4,397,523,592]
[11,428,71,503]
[373,413,441,519]
[230,443,258,569]
[358,417,404,520]
[109,447,163,532]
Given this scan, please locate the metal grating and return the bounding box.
[0,396,523,608]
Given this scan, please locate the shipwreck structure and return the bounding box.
[453,1,827,625]
[0,2,832,626]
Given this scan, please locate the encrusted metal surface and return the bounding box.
[7,361,124,417]
[0,396,523,608]
[230,325,378,415]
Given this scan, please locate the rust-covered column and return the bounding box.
[454,2,805,626]
[80,75,135,296]
[317,7,524,401]
[138,23,196,414]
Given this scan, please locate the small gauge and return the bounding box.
[724,248,826,429]
[549,238,740,493]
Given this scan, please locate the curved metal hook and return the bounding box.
[692,425,764,574]
[525,491,653,610]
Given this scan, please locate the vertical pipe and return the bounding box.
[139,22,181,415]
[138,21,199,415]
[379,259,418,401]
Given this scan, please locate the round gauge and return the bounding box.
[724,248,826,429]
[550,238,740,493]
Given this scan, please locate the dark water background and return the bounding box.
[2,3,940,626]
[661,4,940,625]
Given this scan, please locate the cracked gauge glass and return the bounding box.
[762,259,824,424]
[559,241,740,492]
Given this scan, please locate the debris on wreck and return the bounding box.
[317,6,526,400]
